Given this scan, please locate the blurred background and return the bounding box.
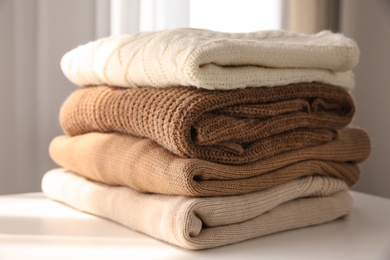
[0,0,389,198]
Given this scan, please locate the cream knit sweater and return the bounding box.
[42,168,352,250]
[61,28,359,90]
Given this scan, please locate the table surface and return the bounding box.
[0,191,389,260]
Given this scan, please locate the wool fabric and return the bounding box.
[60,28,358,90]
[49,128,370,196]
[42,169,352,250]
[59,83,355,164]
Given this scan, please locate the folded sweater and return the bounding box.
[60,28,358,90]
[49,128,370,196]
[60,83,355,164]
[42,169,352,250]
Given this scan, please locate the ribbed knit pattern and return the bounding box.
[49,128,370,196]
[59,83,355,164]
[42,169,352,250]
[60,28,358,90]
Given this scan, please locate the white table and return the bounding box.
[0,191,389,260]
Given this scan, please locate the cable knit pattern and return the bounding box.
[49,128,370,196]
[42,169,352,250]
[60,83,355,164]
[61,28,358,90]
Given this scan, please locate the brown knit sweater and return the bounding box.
[60,83,355,164]
[50,128,370,196]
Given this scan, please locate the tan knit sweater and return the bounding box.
[60,83,355,164]
[49,128,370,196]
[42,169,352,250]
[60,28,358,90]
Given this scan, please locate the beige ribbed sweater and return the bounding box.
[60,83,355,164]
[49,128,370,196]
[42,169,352,250]
[61,28,358,90]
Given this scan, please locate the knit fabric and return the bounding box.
[49,128,370,196]
[60,28,358,90]
[59,83,355,164]
[42,169,352,250]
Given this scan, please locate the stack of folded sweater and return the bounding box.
[42,28,371,250]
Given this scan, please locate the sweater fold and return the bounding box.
[60,28,358,90]
[49,128,370,196]
[60,83,355,164]
[42,168,352,250]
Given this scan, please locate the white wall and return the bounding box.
[0,0,107,194]
[0,0,17,194]
[340,0,390,199]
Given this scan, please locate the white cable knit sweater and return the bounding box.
[61,28,359,90]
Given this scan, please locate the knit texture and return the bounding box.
[59,83,355,164]
[42,169,352,250]
[60,28,358,90]
[49,128,370,196]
